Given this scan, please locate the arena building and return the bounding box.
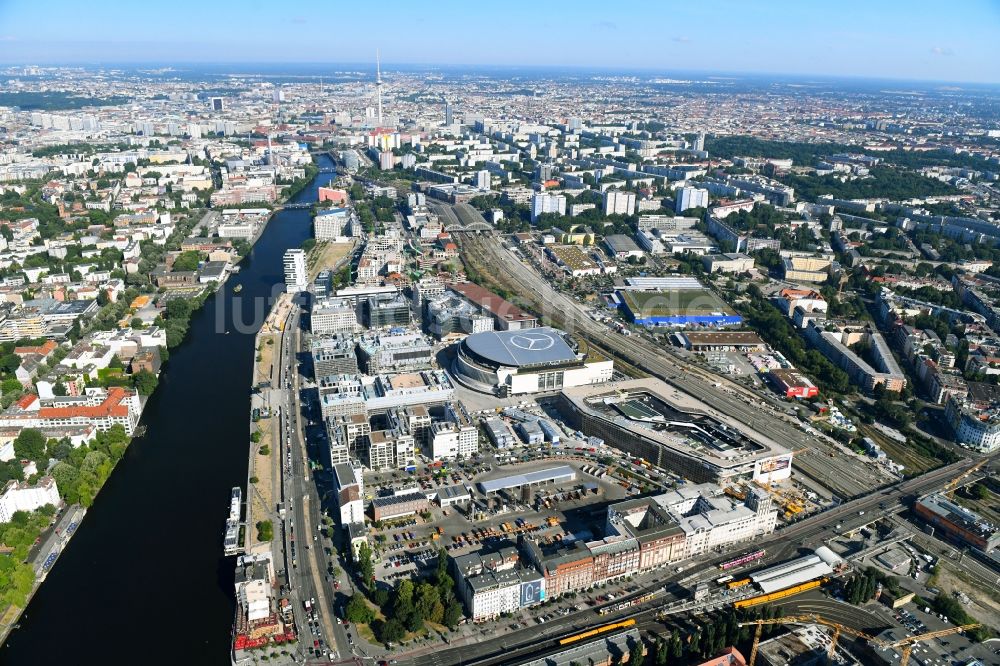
[558,378,792,484]
[453,327,613,396]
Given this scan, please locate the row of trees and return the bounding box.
[649,606,786,665]
[843,566,900,605]
[0,504,58,608]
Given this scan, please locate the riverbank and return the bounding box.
[0,154,333,665]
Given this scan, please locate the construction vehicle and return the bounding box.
[723,485,747,501]
[739,613,980,666]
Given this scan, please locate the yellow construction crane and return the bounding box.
[943,459,988,497]
[739,614,878,666]
[738,614,979,666]
[883,624,981,666]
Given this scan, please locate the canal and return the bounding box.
[0,154,332,665]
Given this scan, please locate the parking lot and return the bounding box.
[366,456,636,583]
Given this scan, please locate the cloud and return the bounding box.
[0,35,16,42]
[930,46,954,56]
[593,20,617,31]
[673,36,691,43]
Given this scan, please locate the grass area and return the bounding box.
[621,288,735,317]
[307,240,354,282]
[247,334,277,550]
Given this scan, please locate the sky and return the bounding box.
[0,0,999,84]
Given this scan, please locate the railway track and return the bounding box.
[455,232,890,499]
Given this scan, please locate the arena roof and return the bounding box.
[463,327,577,367]
[478,465,576,494]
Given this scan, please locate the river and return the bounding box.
[0,154,331,665]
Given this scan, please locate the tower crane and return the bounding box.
[738,613,980,666]
[739,614,878,666]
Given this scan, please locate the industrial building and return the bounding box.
[371,492,429,522]
[558,378,793,484]
[676,331,766,352]
[477,465,577,495]
[914,493,999,552]
[618,288,742,328]
[766,368,819,399]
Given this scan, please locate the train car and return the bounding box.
[727,578,752,590]
[558,619,637,646]
[716,575,735,586]
[733,578,826,609]
[720,549,766,571]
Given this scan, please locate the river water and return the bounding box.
[0,154,330,665]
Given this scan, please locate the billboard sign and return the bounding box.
[520,579,545,606]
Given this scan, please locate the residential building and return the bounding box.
[531,193,566,222]
[283,248,307,293]
[675,186,709,213]
[603,190,636,216]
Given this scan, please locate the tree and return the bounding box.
[52,381,68,396]
[256,520,273,541]
[345,594,376,624]
[13,429,47,463]
[358,542,374,589]
[132,369,158,395]
[0,459,24,486]
[0,354,20,374]
[443,601,463,628]
[375,618,406,644]
[172,250,201,272]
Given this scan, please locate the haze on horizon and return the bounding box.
[0,0,999,85]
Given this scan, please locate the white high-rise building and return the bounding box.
[531,193,566,222]
[476,170,491,190]
[675,186,709,213]
[603,190,636,216]
[283,248,308,293]
[693,133,705,151]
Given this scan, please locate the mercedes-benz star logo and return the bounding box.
[509,333,555,351]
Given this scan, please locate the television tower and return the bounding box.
[375,49,383,127]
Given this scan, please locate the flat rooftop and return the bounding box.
[478,465,576,494]
[560,378,789,471]
[680,331,765,347]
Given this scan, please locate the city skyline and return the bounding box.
[1,0,999,84]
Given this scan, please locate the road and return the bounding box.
[402,455,984,666]
[278,301,347,663]
[456,231,894,499]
